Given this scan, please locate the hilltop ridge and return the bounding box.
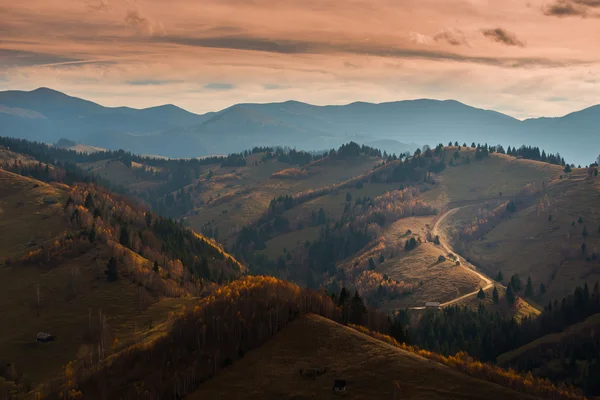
[1,87,598,163]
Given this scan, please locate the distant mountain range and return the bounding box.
[0,87,598,165]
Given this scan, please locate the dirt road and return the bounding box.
[431,205,494,308]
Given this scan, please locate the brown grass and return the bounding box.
[188,313,536,400]
[0,246,191,386]
[349,217,485,309]
[271,167,309,180]
[454,169,600,303]
[0,170,67,261]
[497,313,600,366]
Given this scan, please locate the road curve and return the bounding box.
[431,205,494,308]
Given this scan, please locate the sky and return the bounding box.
[1,0,600,119]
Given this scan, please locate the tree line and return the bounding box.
[399,282,600,395]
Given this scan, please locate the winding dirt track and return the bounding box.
[431,205,493,307]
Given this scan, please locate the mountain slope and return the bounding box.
[2,88,599,163]
[0,158,243,390]
[189,313,535,400]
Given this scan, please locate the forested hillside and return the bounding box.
[37,276,585,400]
[2,136,599,399]
[0,149,244,395]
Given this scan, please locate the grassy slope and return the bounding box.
[0,170,67,261]
[459,168,600,303]
[186,155,382,243]
[80,159,159,189]
[416,150,571,310]
[347,217,485,309]
[0,246,195,385]
[188,313,535,400]
[421,149,562,208]
[497,313,600,366]
[0,170,206,387]
[452,284,541,321]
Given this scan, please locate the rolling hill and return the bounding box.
[188,313,537,400]
[1,88,599,164]
[1,138,598,398]
[0,156,244,393]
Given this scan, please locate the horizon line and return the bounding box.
[2,86,598,122]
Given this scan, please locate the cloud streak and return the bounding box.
[544,0,600,17]
[2,0,600,119]
[125,9,166,36]
[482,28,525,47]
[204,82,235,90]
[149,34,579,68]
[84,0,109,11]
[433,29,469,46]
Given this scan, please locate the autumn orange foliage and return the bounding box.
[349,325,587,400]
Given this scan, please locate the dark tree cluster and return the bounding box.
[401,281,600,378]
[381,148,446,183]
[506,145,566,166]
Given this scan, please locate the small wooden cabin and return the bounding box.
[425,302,440,309]
[36,332,55,343]
[333,379,346,392]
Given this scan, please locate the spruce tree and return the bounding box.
[84,193,94,209]
[496,270,503,282]
[105,257,118,282]
[153,260,159,273]
[539,283,546,295]
[510,273,522,291]
[477,288,485,299]
[368,257,376,270]
[88,223,96,242]
[338,287,350,306]
[506,284,516,306]
[350,291,367,324]
[492,286,499,304]
[525,276,534,297]
[119,225,130,248]
[379,254,385,264]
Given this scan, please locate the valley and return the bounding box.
[4,0,600,396]
[0,134,598,398]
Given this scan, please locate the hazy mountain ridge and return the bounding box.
[0,87,598,164]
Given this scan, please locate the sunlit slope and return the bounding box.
[0,169,67,261]
[422,149,562,208]
[457,167,600,303]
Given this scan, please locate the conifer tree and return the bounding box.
[88,223,96,242]
[495,270,503,282]
[368,257,376,270]
[506,283,516,306]
[119,225,130,248]
[492,286,499,304]
[84,193,94,209]
[105,257,118,282]
[510,273,522,291]
[525,276,534,297]
[477,288,485,299]
[338,287,350,307]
